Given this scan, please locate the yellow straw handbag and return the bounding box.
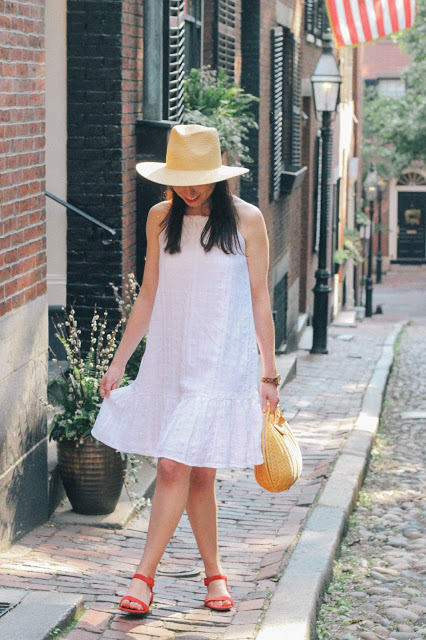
[254,404,303,492]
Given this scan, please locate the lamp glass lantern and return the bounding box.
[311,34,342,115]
[363,164,379,202]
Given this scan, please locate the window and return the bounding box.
[217,0,236,81]
[164,0,186,122]
[305,0,324,39]
[377,78,405,97]
[184,0,203,73]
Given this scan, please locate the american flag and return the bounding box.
[326,0,417,47]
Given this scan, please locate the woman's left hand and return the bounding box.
[260,381,280,413]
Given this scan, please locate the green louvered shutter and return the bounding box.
[271,27,284,201]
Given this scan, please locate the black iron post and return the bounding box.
[376,186,382,283]
[365,199,374,317]
[311,111,332,354]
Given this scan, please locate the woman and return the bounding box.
[91,124,280,615]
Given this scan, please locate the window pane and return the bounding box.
[377,78,405,97]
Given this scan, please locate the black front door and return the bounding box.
[397,191,426,262]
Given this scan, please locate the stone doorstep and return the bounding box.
[50,456,157,530]
[0,587,84,640]
[298,324,313,351]
[331,310,357,327]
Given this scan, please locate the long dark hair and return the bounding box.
[160,180,244,255]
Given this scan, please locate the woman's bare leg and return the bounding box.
[185,467,232,607]
[120,458,191,611]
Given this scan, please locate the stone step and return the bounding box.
[331,309,357,327]
[50,454,156,530]
[0,587,83,640]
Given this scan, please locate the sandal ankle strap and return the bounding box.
[204,574,227,586]
[133,573,155,588]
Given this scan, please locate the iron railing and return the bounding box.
[45,192,117,236]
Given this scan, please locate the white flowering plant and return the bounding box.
[48,306,126,443]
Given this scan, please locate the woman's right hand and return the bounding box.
[99,362,126,398]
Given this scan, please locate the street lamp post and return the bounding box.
[376,181,383,284]
[310,31,342,354]
[363,163,379,317]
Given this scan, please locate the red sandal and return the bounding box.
[119,573,154,615]
[204,574,234,611]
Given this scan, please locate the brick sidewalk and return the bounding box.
[0,313,400,640]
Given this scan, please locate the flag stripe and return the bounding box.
[374,0,385,37]
[327,0,416,46]
[364,0,380,39]
[357,0,373,41]
[342,0,360,43]
[387,0,400,31]
[381,0,394,33]
[397,0,407,29]
[410,0,416,25]
[348,0,367,42]
[328,0,346,45]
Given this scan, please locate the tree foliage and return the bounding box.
[362,0,426,179]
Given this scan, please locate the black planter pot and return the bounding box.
[57,438,127,515]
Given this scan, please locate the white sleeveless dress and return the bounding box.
[91,214,264,468]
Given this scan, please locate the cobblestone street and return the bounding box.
[316,321,426,636]
[0,267,425,640]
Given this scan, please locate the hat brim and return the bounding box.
[136,162,249,186]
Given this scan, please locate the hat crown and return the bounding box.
[166,125,222,172]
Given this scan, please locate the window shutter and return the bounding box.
[282,28,293,167]
[291,36,301,166]
[271,27,284,201]
[315,1,324,38]
[305,0,324,38]
[167,0,186,122]
[305,0,315,34]
[217,0,236,81]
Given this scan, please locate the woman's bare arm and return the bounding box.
[100,202,168,398]
[238,200,280,412]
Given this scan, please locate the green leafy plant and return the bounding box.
[183,66,259,166]
[333,229,364,265]
[355,209,369,228]
[48,307,125,443]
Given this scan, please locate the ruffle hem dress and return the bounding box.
[91,214,264,469]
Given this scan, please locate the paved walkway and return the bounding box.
[0,266,424,640]
[316,317,426,640]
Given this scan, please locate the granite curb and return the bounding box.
[0,588,84,640]
[255,322,405,640]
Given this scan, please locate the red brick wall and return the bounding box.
[0,0,46,317]
[257,0,304,289]
[121,0,143,280]
[360,38,410,80]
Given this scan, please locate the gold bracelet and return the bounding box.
[260,374,281,386]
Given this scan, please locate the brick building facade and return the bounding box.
[0,0,49,547]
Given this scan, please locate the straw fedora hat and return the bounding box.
[136,124,249,186]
